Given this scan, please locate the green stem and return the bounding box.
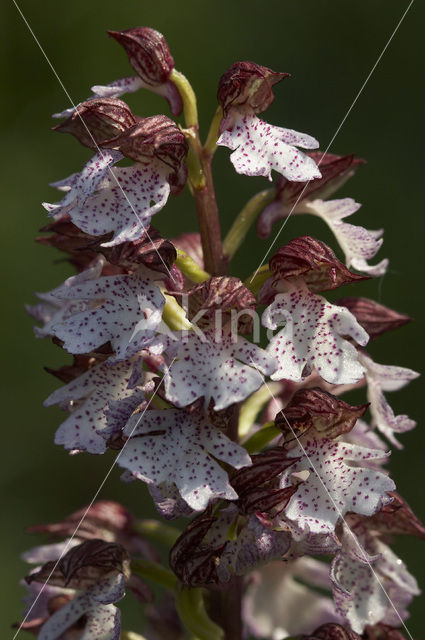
[133,519,181,547]
[243,422,281,454]
[238,382,283,438]
[203,106,223,156]
[223,189,275,260]
[170,69,199,128]
[162,294,193,330]
[193,150,226,275]
[131,559,177,591]
[175,586,224,640]
[244,265,271,294]
[208,581,242,640]
[120,632,148,640]
[171,69,225,276]
[176,248,210,283]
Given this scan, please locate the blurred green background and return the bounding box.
[1,0,424,636]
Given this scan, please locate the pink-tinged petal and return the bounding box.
[279,439,395,533]
[79,604,121,640]
[263,290,369,384]
[19,579,70,629]
[53,78,146,120]
[217,113,321,182]
[159,330,276,411]
[243,559,340,638]
[54,75,182,118]
[148,483,195,520]
[23,540,80,565]
[43,150,122,216]
[257,152,366,238]
[286,532,340,560]
[230,517,291,577]
[305,199,389,276]
[44,359,142,454]
[331,539,419,634]
[92,77,183,116]
[27,259,104,338]
[48,270,164,361]
[38,580,123,640]
[119,409,251,511]
[92,77,149,99]
[360,353,419,448]
[342,419,387,455]
[336,297,412,341]
[360,353,420,393]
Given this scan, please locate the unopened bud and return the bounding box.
[104,115,188,171]
[270,236,368,292]
[303,623,361,639]
[53,98,136,149]
[217,61,289,116]
[108,27,174,86]
[336,296,411,340]
[26,539,130,591]
[363,622,409,640]
[276,387,368,443]
[257,153,365,239]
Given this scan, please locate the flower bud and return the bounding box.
[231,448,298,496]
[169,515,225,586]
[217,61,289,116]
[350,491,425,539]
[173,232,204,268]
[26,539,130,591]
[276,387,368,443]
[104,114,188,172]
[281,152,364,207]
[100,226,177,274]
[270,236,369,292]
[363,623,408,639]
[257,153,365,238]
[53,98,136,149]
[302,623,361,639]
[336,296,411,340]
[108,27,174,85]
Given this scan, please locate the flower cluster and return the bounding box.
[19,25,422,640]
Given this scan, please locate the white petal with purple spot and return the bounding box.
[119,409,252,510]
[305,198,389,276]
[43,150,122,217]
[217,113,321,182]
[360,352,419,448]
[331,537,419,633]
[279,438,395,533]
[28,259,104,338]
[49,270,165,361]
[44,358,143,454]
[263,290,369,384]
[159,330,276,410]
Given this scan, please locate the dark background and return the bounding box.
[2,0,424,636]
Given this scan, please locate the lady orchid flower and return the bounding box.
[216,62,322,182]
[18,24,422,640]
